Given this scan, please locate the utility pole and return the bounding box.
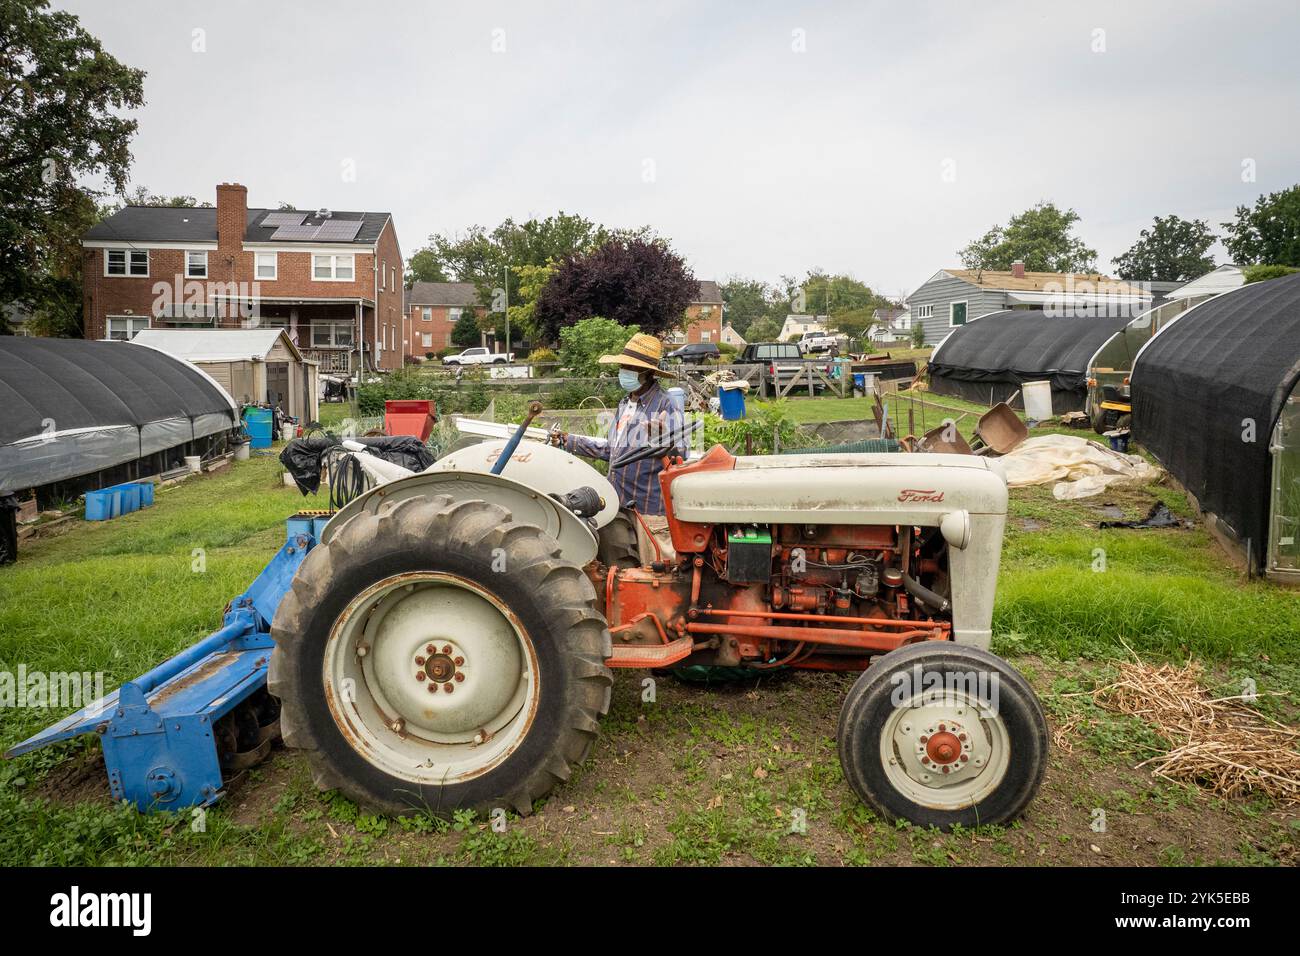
[504,264,510,359]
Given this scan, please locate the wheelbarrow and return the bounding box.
[970,403,1028,455]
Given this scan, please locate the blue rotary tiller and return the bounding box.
[4,513,329,810]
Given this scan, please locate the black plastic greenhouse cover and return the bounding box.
[0,337,238,494]
[1132,272,1300,568]
[927,310,1133,412]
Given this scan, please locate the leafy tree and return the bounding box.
[1112,215,1216,281]
[745,316,782,342]
[1223,185,1300,267]
[503,262,555,341]
[450,311,480,347]
[0,0,145,333]
[534,237,696,343]
[1243,264,1300,284]
[558,317,638,377]
[413,213,617,338]
[114,186,208,208]
[828,305,876,341]
[404,248,447,287]
[720,276,774,337]
[958,202,1097,273]
[799,270,886,316]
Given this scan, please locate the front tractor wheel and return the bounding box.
[268,495,612,816]
[837,642,1048,830]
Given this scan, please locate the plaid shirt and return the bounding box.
[565,381,685,515]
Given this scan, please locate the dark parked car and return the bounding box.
[666,342,721,364]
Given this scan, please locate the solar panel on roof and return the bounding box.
[270,223,319,240]
[261,212,306,228]
[312,219,364,241]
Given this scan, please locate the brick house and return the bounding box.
[403,281,490,359]
[667,280,723,345]
[81,183,405,373]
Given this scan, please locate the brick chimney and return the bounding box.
[1010,260,1026,279]
[216,182,248,250]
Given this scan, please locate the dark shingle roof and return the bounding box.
[83,206,390,245]
[693,280,722,304]
[406,282,483,307]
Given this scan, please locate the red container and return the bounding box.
[384,399,437,441]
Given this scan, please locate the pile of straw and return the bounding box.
[1094,658,1300,803]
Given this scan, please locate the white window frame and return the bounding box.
[312,254,355,281]
[421,332,433,348]
[185,250,208,279]
[105,315,150,340]
[310,320,354,348]
[916,304,934,320]
[448,307,463,323]
[254,252,278,280]
[421,307,432,321]
[105,248,149,277]
[949,300,968,327]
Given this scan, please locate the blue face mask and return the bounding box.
[619,369,642,392]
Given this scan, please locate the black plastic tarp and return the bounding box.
[927,310,1132,412]
[280,436,436,495]
[1132,272,1300,567]
[0,338,238,493]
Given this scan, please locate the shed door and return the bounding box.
[266,362,289,412]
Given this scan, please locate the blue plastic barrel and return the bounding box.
[136,481,155,507]
[718,385,746,421]
[243,407,274,449]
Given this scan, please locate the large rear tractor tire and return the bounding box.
[268,495,613,816]
[837,642,1048,830]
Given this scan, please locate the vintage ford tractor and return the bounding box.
[266,430,1048,829]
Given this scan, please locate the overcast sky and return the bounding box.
[58,0,1300,300]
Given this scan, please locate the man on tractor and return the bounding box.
[548,332,687,517]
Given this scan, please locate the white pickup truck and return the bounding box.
[442,347,514,366]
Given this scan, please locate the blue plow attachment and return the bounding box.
[4,514,329,811]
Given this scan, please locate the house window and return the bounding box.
[106,315,149,340]
[312,254,355,281]
[105,249,148,277]
[184,251,208,278]
[255,252,277,280]
[950,301,968,327]
[916,304,934,320]
[701,330,712,342]
[421,332,433,348]
[310,320,354,348]
[422,307,432,321]
[448,307,462,323]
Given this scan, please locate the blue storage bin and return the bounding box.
[718,385,746,421]
[116,483,141,514]
[85,488,121,521]
[136,481,155,507]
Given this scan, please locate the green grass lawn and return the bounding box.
[1,437,1296,866]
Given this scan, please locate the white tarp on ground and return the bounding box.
[997,434,1162,500]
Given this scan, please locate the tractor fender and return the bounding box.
[321,469,599,567]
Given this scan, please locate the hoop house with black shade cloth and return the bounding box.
[927,310,1133,412]
[1132,272,1300,571]
[0,338,238,494]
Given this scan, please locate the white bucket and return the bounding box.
[184,455,202,473]
[280,423,295,441]
[234,442,250,461]
[1022,380,1053,420]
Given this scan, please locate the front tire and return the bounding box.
[837,642,1048,829]
[269,495,612,816]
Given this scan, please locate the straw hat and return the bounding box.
[597,332,674,376]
